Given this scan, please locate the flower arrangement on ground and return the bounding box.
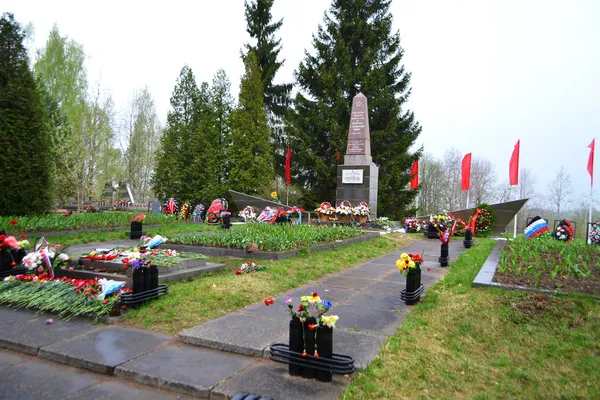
[192,203,205,223]
[206,198,228,224]
[257,207,276,224]
[406,219,422,233]
[163,198,179,215]
[287,206,305,223]
[179,202,191,220]
[22,238,69,277]
[524,217,550,239]
[239,206,257,222]
[0,232,28,271]
[553,220,574,242]
[235,261,267,274]
[396,252,423,275]
[370,217,393,231]
[352,202,370,223]
[336,200,353,222]
[590,221,600,245]
[315,202,335,221]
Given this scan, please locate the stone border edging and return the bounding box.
[472,239,599,298]
[23,223,193,238]
[163,232,380,260]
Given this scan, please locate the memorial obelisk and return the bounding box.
[336,93,379,216]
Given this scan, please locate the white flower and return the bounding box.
[58,253,69,261]
[321,315,339,328]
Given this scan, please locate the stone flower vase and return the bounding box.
[439,242,449,267]
[463,229,473,248]
[130,221,143,240]
[132,267,144,294]
[357,215,368,224]
[405,266,422,305]
[316,325,333,382]
[289,317,304,376]
[149,265,159,290]
[300,318,317,379]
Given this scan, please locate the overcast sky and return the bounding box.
[5,0,600,208]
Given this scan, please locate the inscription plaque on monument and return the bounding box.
[345,93,371,160]
[342,169,364,184]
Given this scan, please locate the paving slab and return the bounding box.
[61,380,193,400]
[333,304,406,335]
[0,307,36,325]
[316,275,375,290]
[343,291,406,312]
[0,358,103,400]
[364,279,405,295]
[65,240,139,255]
[336,265,390,279]
[115,344,255,398]
[333,329,387,369]
[38,326,172,374]
[0,350,26,369]
[210,361,349,400]
[0,314,98,355]
[180,313,287,358]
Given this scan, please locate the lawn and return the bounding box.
[343,239,600,399]
[122,233,421,334]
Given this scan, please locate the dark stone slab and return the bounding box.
[334,329,386,369]
[0,358,102,400]
[343,291,405,312]
[210,361,348,400]
[62,380,192,400]
[0,351,25,369]
[65,240,139,255]
[364,279,406,295]
[115,345,255,398]
[38,327,172,374]
[179,313,287,358]
[0,315,97,355]
[473,240,506,286]
[333,304,406,335]
[316,275,375,290]
[0,307,36,326]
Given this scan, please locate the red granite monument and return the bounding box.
[336,93,379,216]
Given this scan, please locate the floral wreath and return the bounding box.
[524,216,550,239]
[163,198,179,215]
[589,221,600,244]
[191,203,204,223]
[407,219,421,233]
[239,206,257,220]
[179,202,191,220]
[552,219,574,243]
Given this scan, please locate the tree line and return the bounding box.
[1,0,421,218]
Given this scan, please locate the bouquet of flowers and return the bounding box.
[336,200,353,216]
[257,207,277,224]
[192,203,205,223]
[352,202,370,217]
[407,219,422,233]
[239,206,257,222]
[590,221,600,244]
[315,202,335,216]
[22,239,70,275]
[234,261,267,274]
[271,191,281,204]
[396,252,423,275]
[553,220,574,242]
[133,214,146,223]
[433,213,462,243]
[430,214,448,231]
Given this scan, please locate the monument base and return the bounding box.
[336,164,378,218]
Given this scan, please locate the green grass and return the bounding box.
[343,239,600,399]
[121,233,421,334]
[25,223,222,253]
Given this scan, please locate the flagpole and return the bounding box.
[589,185,593,244]
[286,183,289,206]
[466,191,470,210]
[514,189,518,239]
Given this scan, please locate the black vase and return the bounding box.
[221,214,231,230]
[426,223,438,239]
[301,318,317,379]
[132,268,144,294]
[0,250,13,271]
[149,265,159,290]
[288,317,304,376]
[316,326,333,382]
[439,242,449,267]
[130,221,143,239]
[405,267,422,305]
[463,229,473,248]
[142,267,151,292]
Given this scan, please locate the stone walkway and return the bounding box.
[0,238,468,399]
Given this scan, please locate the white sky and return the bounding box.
[5,0,600,206]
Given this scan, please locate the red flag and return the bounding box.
[410,160,419,189]
[285,146,292,184]
[509,140,520,186]
[461,153,472,191]
[588,139,595,187]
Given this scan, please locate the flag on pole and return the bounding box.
[285,146,292,184]
[461,153,472,191]
[588,139,595,187]
[509,140,520,186]
[410,159,419,189]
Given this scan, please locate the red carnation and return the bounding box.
[0,235,5,242]
[10,262,16,267]
[235,270,242,275]
[312,292,318,297]
[314,352,320,358]
[308,323,317,332]
[20,233,26,239]
[103,300,109,305]
[9,220,17,226]
[264,297,274,306]
[297,305,303,312]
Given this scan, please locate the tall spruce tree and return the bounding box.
[0,13,53,215]
[243,0,292,171]
[291,0,421,218]
[228,52,274,195]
